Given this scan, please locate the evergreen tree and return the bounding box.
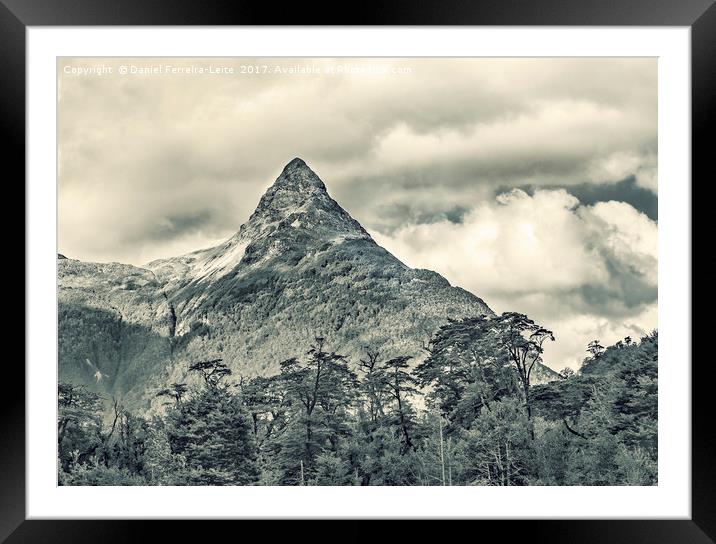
[163,360,259,485]
[455,397,533,486]
[165,385,259,485]
[58,383,104,473]
[416,317,516,432]
[273,337,357,484]
[357,349,387,425]
[381,356,419,451]
[487,312,554,430]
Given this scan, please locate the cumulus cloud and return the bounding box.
[372,189,658,370]
[586,151,658,191]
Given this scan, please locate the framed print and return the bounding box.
[7,0,711,540]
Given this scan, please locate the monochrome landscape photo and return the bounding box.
[58,58,658,486]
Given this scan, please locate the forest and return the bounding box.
[57,312,658,486]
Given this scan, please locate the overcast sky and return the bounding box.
[58,57,657,370]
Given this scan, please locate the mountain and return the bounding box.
[58,259,175,407]
[58,158,554,411]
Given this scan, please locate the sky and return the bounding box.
[58,57,658,370]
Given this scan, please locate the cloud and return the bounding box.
[58,57,656,265]
[372,189,658,370]
[538,303,657,370]
[514,177,658,221]
[586,151,657,191]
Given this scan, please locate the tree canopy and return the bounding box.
[58,316,657,487]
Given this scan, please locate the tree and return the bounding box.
[532,375,595,440]
[165,385,259,485]
[411,413,455,486]
[143,417,186,484]
[416,316,518,431]
[156,382,189,406]
[188,358,231,387]
[101,401,150,475]
[416,313,554,437]
[347,351,421,486]
[488,312,554,432]
[309,452,354,486]
[58,383,104,472]
[58,383,102,444]
[345,425,420,486]
[358,349,387,425]
[533,332,658,485]
[157,357,260,485]
[587,340,605,359]
[274,337,357,484]
[238,375,288,450]
[455,397,533,486]
[381,356,419,451]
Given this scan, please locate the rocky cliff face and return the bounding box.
[59,158,542,411]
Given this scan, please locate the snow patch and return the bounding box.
[331,233,369,245]
[192,239,250,282]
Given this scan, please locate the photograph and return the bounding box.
[57,56,658,487]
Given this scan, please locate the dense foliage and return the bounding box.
[58,313,657,486]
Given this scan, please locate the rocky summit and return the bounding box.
[59,158,550,411]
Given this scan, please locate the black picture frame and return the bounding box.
[6,0,709,540]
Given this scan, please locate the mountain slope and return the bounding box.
[59,158,547,411]
[58,259,174,407]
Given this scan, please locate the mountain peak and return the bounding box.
[272,157,326,192]
[234,158,370,250]
[285,157,307,169]
[149,158,373,284]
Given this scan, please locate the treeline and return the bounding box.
[58,312,657,486]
